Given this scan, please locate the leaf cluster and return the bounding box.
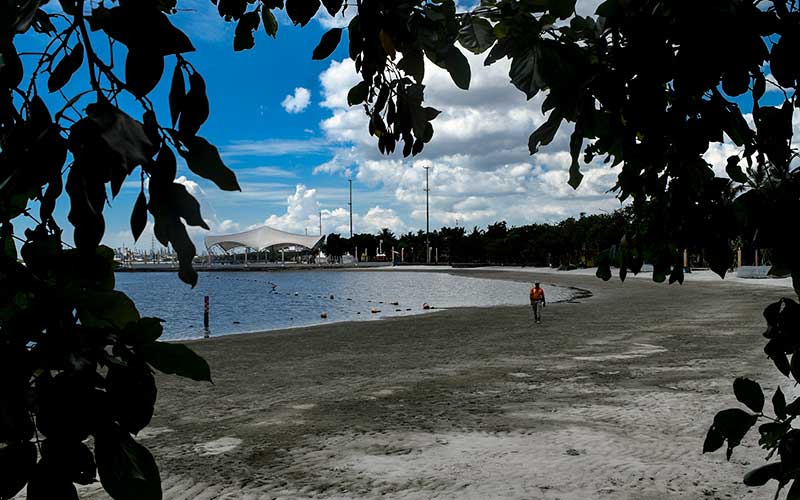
[1,1,233,498]
[704,298,800,498]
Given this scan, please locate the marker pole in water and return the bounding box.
[204,296,210,338]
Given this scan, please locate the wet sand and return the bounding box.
[86,270,793,499]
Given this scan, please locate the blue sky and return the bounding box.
[18,0,782,253]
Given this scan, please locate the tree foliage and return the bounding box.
[324,210,631,266]
[1,1,224,499]
[6,0,800,498]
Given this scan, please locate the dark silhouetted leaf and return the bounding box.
[77,290,140,329]
[84,100,154,173]
[107,366,156,435]
[178,135,240,191]
[725,156,748,184]
[459,15,496,54]
[703,424,725,453]
[733,377,765,413]
[347,81,369,106]
[706,408,757,459]
[568,129,584,189]
[95,428,161,500]
[178,72,209,137]
[262,9,278,37]
[125,49,164,98]
[444,46,470,90]
[144,342,212,382]
[774,387,787,420]
[168,63,185,127]
[233,11,260,51]
[510,46,545,100]
[743,462,782,487]
[286,0,320,26]
[169,183,209,229]
[312,28,342,60]
[48,42,83,93]
[529,111,563,154]
[398,48,425,82]
[131,190,148,241]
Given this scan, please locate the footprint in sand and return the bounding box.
[194,437,242,456]
[508,372,532,379]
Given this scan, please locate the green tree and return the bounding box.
[5,0,800,498]
[323,233,347,260]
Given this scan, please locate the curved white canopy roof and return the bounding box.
[205,225,324,252]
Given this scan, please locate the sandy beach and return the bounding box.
[82,269,794,499]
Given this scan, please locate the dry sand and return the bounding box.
[84,270,796,499]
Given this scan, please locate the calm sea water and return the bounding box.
[115,271,575,340]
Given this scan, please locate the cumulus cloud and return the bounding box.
[316,51,623,231]
[281,87,312,114]
[257,184,406,236]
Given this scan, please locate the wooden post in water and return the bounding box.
[737,248,742,268]
[203,296,210,338]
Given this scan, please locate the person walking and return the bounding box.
[529,282,546,324]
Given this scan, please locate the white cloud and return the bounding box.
[223,138,329,157]
[237,166,298,178]
[258,184,407,236]
[281,87,312,114]
[316,51,624,230]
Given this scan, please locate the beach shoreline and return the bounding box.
[82,268,794,500]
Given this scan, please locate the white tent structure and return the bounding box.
[204,225,324,264]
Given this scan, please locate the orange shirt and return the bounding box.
[530,287,544,301]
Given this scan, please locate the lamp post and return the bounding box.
[424,165,431,264]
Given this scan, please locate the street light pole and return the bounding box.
[348,178,353,238]
[424,165,431,264]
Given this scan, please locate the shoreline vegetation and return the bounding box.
[77,268,794,500]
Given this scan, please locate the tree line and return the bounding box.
[324,209,630,266]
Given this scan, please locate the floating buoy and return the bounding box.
[422,303,431,310]
[233,321,241,324]
[320,312,328,319]
[347,298,353,301]
[329,294,335,300]
[406,308,412,311]
[395,309,401,312]
[294,292,299,296]
[357,312,361,315]
[390,302,399,306]
[371,308,381,314]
